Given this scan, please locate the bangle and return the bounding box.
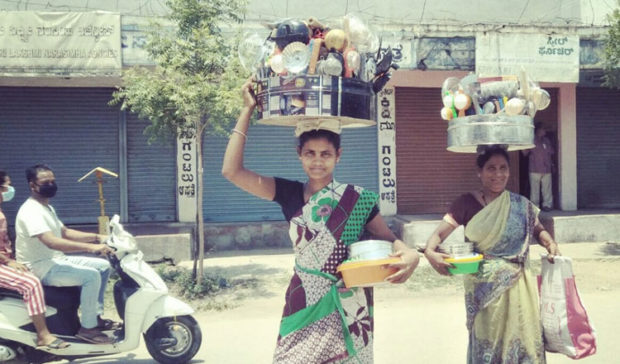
[231,128,247,140]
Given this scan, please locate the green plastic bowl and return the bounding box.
[445,254,483,275]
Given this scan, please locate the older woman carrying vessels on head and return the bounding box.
[222,79,419,363]
[424,146,560,363]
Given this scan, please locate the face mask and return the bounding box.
[37,181,57,198]
[1,186,15,202]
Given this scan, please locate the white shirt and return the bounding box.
[16,197,65,278]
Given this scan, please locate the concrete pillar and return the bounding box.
[377,87,398,216]
[176,133,198,222]
[556,83,578,211]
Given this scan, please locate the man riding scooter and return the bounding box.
[15,164,120,344]
[0,169,70,350]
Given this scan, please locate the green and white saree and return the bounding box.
[273,180,380,364]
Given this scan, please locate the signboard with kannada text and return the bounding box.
[476,33,579,82]
[0,11,121,77]
[376,87,397,216]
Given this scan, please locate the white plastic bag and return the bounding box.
[538,255,596,359]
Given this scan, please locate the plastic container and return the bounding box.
[445,253,484,275]
[348,240,393,260]
[337,257,400,288]
[255,75,376,128]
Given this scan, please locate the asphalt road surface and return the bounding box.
[50,242,618,364]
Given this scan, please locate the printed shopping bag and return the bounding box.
[538,255,596,359]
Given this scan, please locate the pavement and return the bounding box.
[49,241,619,364]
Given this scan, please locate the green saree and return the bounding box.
[463,191,545,364]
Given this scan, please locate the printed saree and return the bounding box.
[463,191,545,364]
[273,180,379,364]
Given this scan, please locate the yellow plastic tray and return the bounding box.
[337,257,400,288]
[444,254,483,263]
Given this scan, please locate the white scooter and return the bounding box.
[0,215,201,363]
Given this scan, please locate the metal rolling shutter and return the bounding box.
[126,113,176,222]
[203,123,378,222]
[0,87,120,225]
[576,87,620,208]
[395,87,519,214]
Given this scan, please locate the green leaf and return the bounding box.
[603,1,620,89]
[111,0,250,144]
[109,0,252,285]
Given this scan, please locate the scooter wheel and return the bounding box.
[144,315,202,364]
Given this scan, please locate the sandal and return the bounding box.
[76,327,114,344]
[97,318,122,331]
[37,338,70,349]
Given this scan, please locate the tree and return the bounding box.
[603,0,620,89]
[111,0,249,285]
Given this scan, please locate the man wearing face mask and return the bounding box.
[15,164,120,345]
[0,169,70,349]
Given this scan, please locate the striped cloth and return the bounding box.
[0,263,47,316]
[0,209,46,316]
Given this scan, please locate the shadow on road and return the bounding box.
[601,241,620,256]
[49,353,204,364]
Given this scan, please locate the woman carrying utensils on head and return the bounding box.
[424,146,561,364]
[222,79,419,363]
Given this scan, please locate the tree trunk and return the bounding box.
[195,130,205,286]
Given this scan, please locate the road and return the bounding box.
[52,242,619,364]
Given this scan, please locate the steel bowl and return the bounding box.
[348,240,393,260]
[447,114,534,153]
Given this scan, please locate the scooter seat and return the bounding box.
[0,287,24,300]
[0,286,82,306]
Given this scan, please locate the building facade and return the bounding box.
[0,0,617,229]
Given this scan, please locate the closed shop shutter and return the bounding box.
[395,87,519,214]
[202,124,378,222]
[0,87,120,225]
[126,113,176,222]
[576,87,620,208]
